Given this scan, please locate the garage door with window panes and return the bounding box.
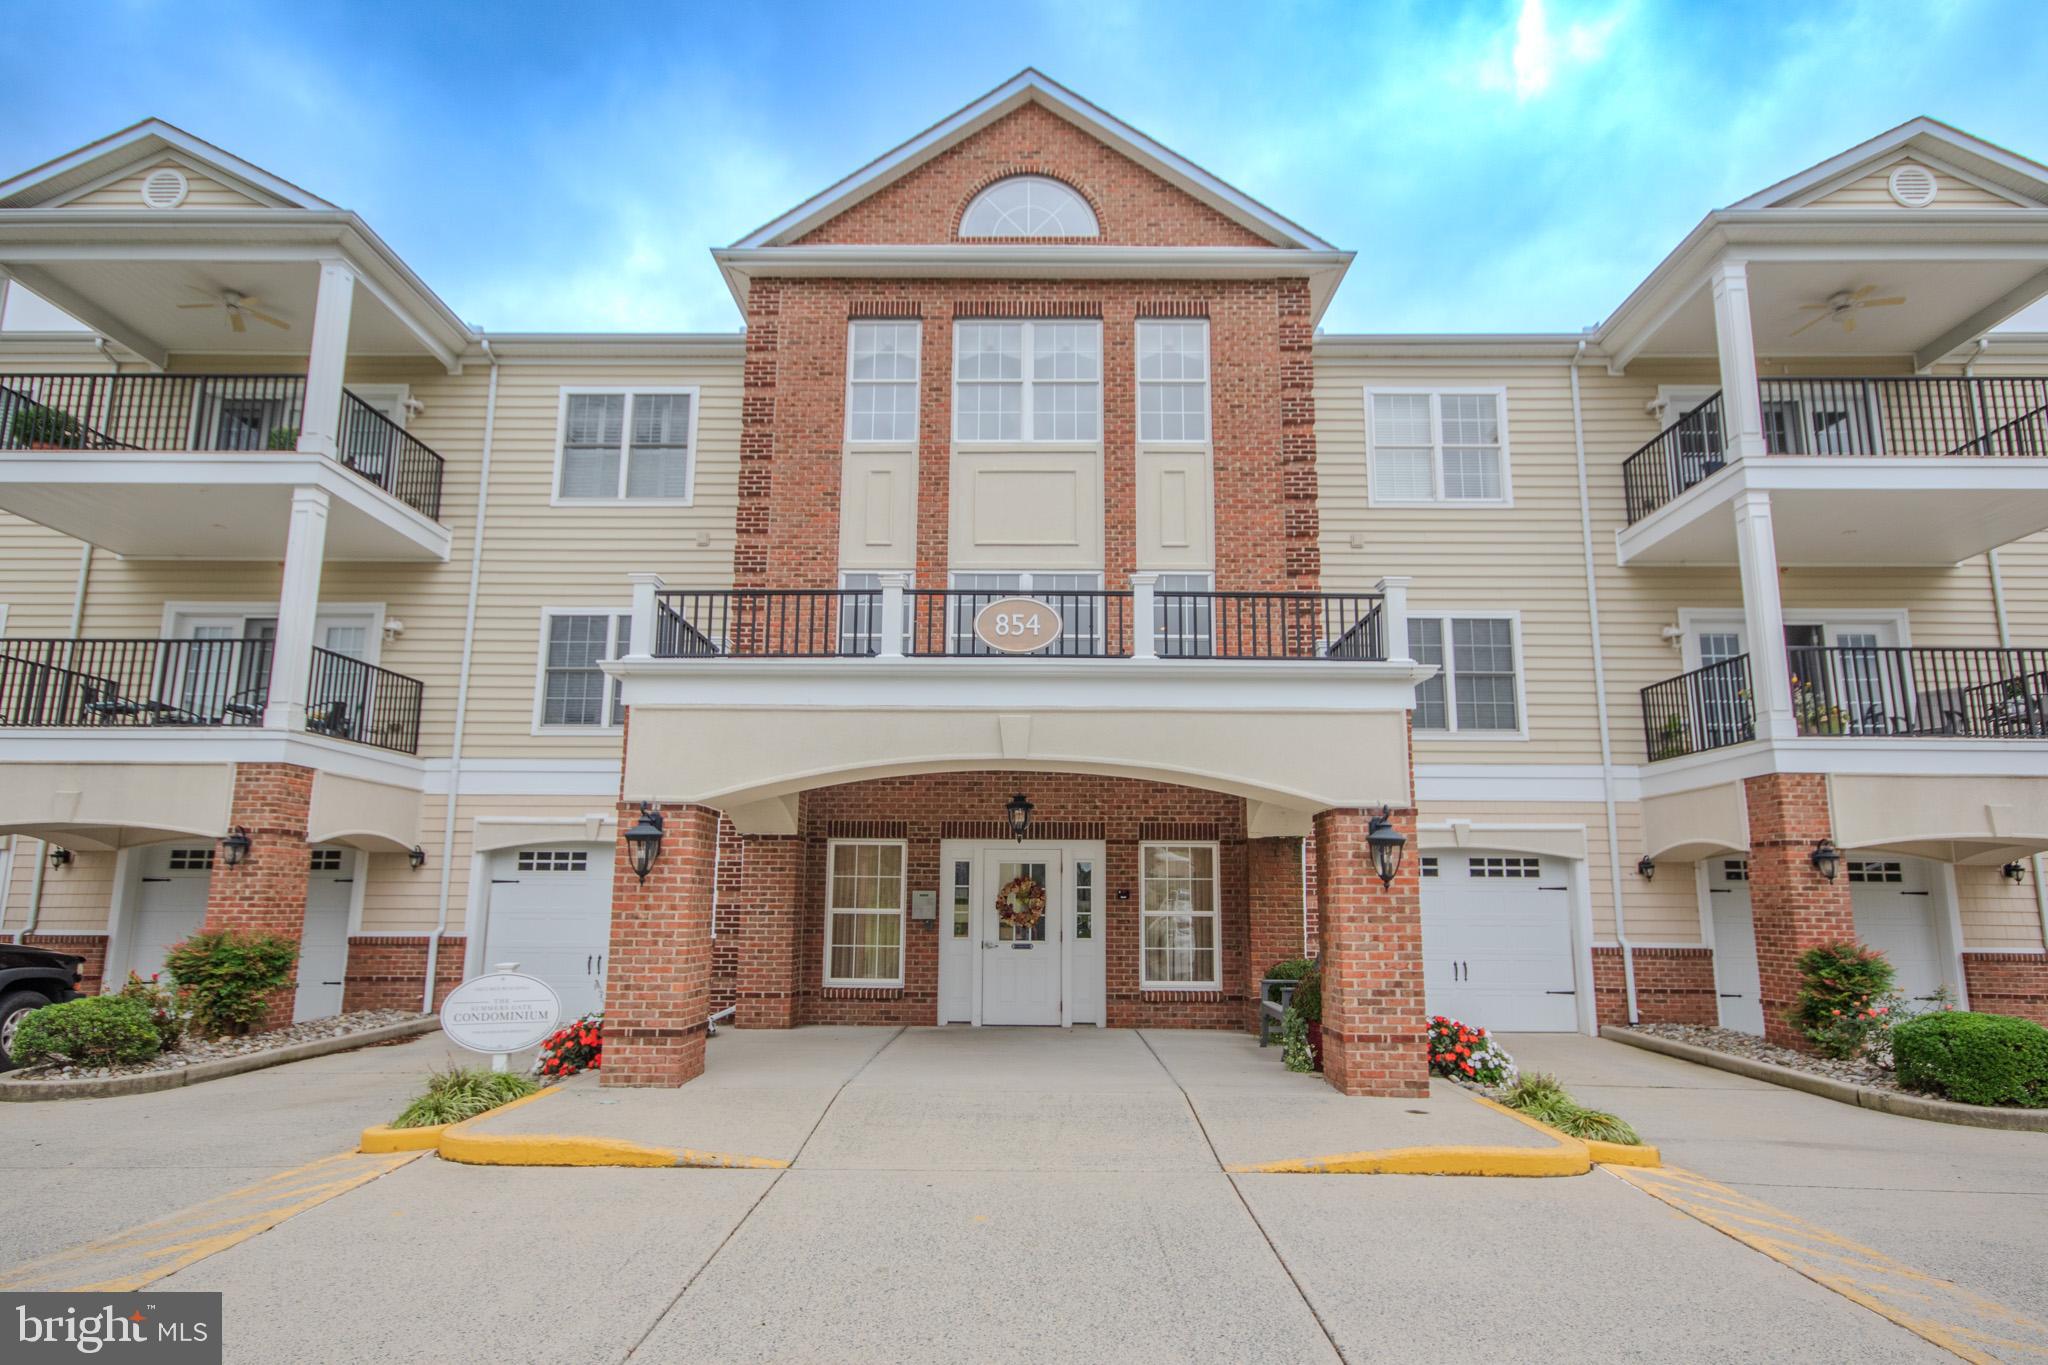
[1420,852,1578,1031]
[1846,857,1949,1006]
[483,846,615,1021]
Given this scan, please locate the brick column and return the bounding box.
[1745,773,1855,1050]
[1245,836,1305,1033]
[201,762,315,1032]
[1314,807,1428,1098]
[602,802,718,1088]
[735,833,803,1028]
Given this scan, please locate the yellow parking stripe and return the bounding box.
[0,1150,421,1293]
[1611,1164,2048,1363]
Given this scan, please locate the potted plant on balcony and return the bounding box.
[1650,713,1688,760]
[9,403,85,450]
[1791,675,1847,736]
[265,425,299,451]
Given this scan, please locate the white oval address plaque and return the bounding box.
[440,971,562,1055]
[973,597,1063,654]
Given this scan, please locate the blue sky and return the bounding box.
[7,0,2048,335]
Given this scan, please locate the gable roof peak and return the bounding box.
[1729,116,2048,211]
[0,117,336,211]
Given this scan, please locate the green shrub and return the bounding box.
[10,995,162,1067]
[1499,1071,1641,1144]
[265,425,299,451]
[9,403,85,448]
[1265,957,1314,982]
[116,972,183,1050]
[1288,961,1321,1023]
[1278,1009,1315,1074]
[1891,1011,2048,1108]
[392,1067,540,1128]
[163,930,299,1036]
[1792,942,1897,1058]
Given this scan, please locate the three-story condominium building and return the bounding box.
[1,73,2045,1092]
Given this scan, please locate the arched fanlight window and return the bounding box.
[960,176,1099,238]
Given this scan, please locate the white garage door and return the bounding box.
[483,846,614,1021]
[1707,858,1765,1036]
[1422,852,1579,1032]
[1848,857,1948,1006]
[128,844,214,983]
[293,847,354,1023]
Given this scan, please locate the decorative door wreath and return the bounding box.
[995,873,1047,930]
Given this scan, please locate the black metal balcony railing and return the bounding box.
[0,638,273,729]
[1642,645,2048,760]
[649,588,1390,660]
[1621,376,2048,523]
[1641,654,1755,760]
[0,373,445,522]
[307,647,424,754]
[0,637,423,753]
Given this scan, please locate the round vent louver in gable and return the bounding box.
[1887,164,1938,208]
[139,167,189,209]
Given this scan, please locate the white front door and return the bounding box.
[1848,856,1948,1006]
[129,844,214,984]
[483,846,614,1021]
[294,847,354,1022]
[1706,858,1766,1036]
[980,847,1064,1026]
[1421,852,1579,1032]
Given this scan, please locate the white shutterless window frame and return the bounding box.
[158,601,385,666]
[1405,609,1529,740]
[531,606,633,734]
[1135,319,1211,444]
[952,319,1103,444]
[1365,386,1513,507]
[845,321,923,444]
[550,386,700,506]
[823,838,909,988]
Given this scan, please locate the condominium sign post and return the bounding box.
[440,966,561,1072]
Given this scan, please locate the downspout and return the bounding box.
[1570,340,1639,1023]
[423,339,501,1011]
[1967,340,2048,945]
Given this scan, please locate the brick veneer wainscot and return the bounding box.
[20,932,109,996]
[342,936,466,1012]
[1246,836,1307,1030]
[1744,773,1858,1050]
[1961,952,2048,1026]
[201,762,315,1031]
[1590,946,1719,1027]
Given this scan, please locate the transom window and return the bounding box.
[826,840,907,986]
[556,389,696,502]
[847,322,921,443]
[959,175,1099,238]
[954,321,1101,442]
[309,849,345,873]
[168,848,215,871]
[1469,856,1540,879]
[1137,321,1210,442]
[1368,389,1509,504]
[538,611,631,729]
[1410,615,1523,734]
[1141,842,1220,989]
[1848,860,1905,884]
[517,850,590,873]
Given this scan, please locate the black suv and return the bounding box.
[1,943,86,1069]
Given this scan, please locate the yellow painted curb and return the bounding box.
[1475,1095,1663,1169]
[422,1085,789,1169]
[1226,1093,1594,1177]
[359,1083,560,1154]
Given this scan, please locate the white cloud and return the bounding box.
[1479,0,1628,101]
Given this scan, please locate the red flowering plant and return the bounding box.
[533,1012,602,1080]
[1426,1015,1517,1087]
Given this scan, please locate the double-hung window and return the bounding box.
[847,322,921,442]
[825,840,906,986]
[954,321,1101,441]
[538,611,631,729]
[1368,389,1509,504]
[556,389,696,502]
[1153,571,1214,658]
[1141,842,1220,989]
[948,571,1102,655]
[1137,321,1209,442]
[1409,615,1523,735]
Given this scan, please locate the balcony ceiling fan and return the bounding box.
[176,288,290,335]
[1790,284,1904,337]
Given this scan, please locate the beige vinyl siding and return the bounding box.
[1953,863,2045,951]
[355,793,623,936]
[11,848,116,933]
[65,162,270,210]
[1807,163,2030,210]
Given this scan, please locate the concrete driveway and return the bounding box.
[6,1026,2041,1362]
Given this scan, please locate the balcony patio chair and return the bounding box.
[306,700,351,739]
[81,683,147,724]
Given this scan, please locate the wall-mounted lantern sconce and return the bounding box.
[1810,838,1841,882]
[408,845,427,871]
[1367,806,1407,888]
[47,845,71,870]
[1005,792,1034,842]
[220,826,252,868]
[2003,861,2028,885]
[1636,855,1656,882]
[624,802,665,881]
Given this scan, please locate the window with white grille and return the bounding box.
[1137,321,1209,442]
[310,849,344,872]
[1848,860,1904,884]
[847,322,920,443]
[1410,615,1523,734]
[1368,389,1509,504]
[555,389,696,501]
[1723,859,1749,882]
[168,848,215,871]
[1469,856,1541,879]
[538,611,632,728]
[954,321,1101,442]
[960,176,1099,238]
[517,850,590,873]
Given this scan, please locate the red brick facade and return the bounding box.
[342,935,466,1012]
[21,932,109,996]
[1590,946,1719,1027]
[1245,837,1307,1029]
[734,833,803,1028]
[1961,952,2048,1025]
[1314,807,1428,1098]
[201,762,315,1030]
[1743,773,1857,1049]
[602,802,718,1088]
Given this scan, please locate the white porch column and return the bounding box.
[1375,576,1413,663]
[264,487,331,731]
[1709,258,1767,462]
[875,573,908,659]
[1128,572,1158,660]
[1732,489,1798,741]
[297,259,357,459]
[625,572,665,660]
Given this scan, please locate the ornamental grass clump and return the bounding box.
[1792,941,1898,1060]
[1499,1071,1641,1145]
[1427,1015,1517,1086]
[391,1066,539,1128]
